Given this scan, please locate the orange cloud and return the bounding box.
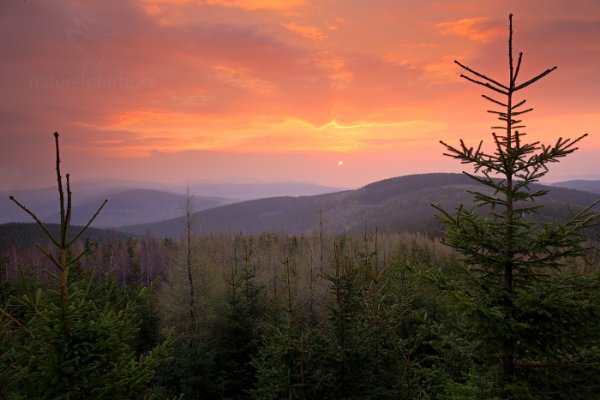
[99,106,445,156]
[139,0,305,25]
[102,110,230,154]
[238,117,446,153]
[3,0,600,190]
[436,17,503,43]
[138,0,196,25]
[213,65,277,94]
[315,51,352,88]
[281,22,327,42]
[422,54,467,85]
[206,0,305,10]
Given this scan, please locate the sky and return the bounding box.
[1,0,600,191]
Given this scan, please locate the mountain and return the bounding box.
[183,181,346,200]
[44,189,233,228]
[1,179,166,222]
[0,180,150,224]
[1,187,89,224]
[119,173,600,237]
[1,180,344,225]
[551,180,600,195]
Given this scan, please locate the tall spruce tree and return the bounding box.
[434,14,600,398]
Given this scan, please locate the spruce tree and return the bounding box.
[434,14,600,398]
[0,133,168,399]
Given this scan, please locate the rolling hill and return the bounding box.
[119,173,600,237]
[183,181,347,200]
[551,180,600,195]
[1,180,344,226]
[43,189,233,228]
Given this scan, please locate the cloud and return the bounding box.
[138,0,305,16]
[315,51,352,88]
[281,22,326,41]
[436,17,503,43]
[213,64,277,94]
[421,54,466,85]
[205,0,305,10]
[3,0,600,189]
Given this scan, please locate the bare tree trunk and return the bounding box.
[182,185,197,331]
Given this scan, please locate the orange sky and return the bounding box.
[1,0,600,190]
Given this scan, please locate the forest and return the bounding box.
[3,214,600,400]
[3,222,600,399]
[2,14,600,400]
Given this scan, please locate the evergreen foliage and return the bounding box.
[252,237,452,399]
[210,237,267,399]
[1,278,167,399]
[434,15,600,398]
[156,234,271,400]
[0,133,169,399]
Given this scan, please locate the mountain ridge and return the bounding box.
[1,181,345,225]
[551,179,600,195]
[119,173,600,237]
[4,174,598,243]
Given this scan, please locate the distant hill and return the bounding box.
[119,173,600,237]
[551,180,600,195]
[183,181,346,200]
[44,189,233,228]
[1,187,83,224]
[1,180,344,225]
[0,179,157,224]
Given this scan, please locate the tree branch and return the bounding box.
[460,74,509,95]
[455,60,509,91]
[482,94,507,107]
[514,66,557,91]
[8,196,60,247]
[67,199,108,247]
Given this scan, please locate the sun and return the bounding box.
[337,160,344,166]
